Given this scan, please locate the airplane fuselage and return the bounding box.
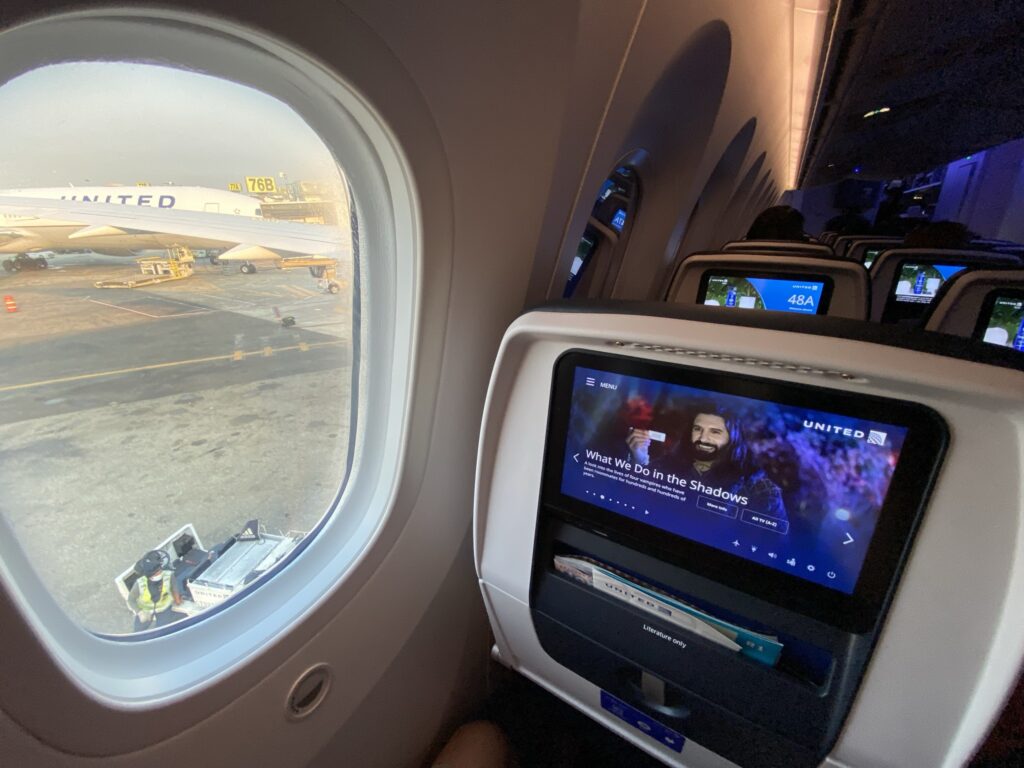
[0,185,262,215]
[0,186,263,255]
[0,221,233,254]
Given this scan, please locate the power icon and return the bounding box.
[826,571,837,579]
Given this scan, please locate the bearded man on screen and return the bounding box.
[627,406,787,520]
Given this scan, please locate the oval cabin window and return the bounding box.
[0,61,356,636]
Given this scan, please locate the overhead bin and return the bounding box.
[475,304,1024,768]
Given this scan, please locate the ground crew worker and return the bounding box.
[127,550,185,631]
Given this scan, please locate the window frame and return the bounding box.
[0,7,426,707]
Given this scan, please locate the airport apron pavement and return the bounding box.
[0,306,350,425]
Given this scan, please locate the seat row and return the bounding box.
[665,245,1023,352]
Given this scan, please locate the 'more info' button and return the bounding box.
[697,496,737,518]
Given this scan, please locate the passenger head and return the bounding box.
[688,406,749,468]
[904,220,974,249]
[746,206,805,241]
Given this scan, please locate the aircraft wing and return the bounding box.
[0,227,36,248]
[0,195,347,257]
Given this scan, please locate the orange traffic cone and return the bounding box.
[3,295,16,313]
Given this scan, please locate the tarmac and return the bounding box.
[0,252,354,634]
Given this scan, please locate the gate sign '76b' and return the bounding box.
[245,176,277,194]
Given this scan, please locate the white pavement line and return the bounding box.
[86,297,211,319]
[136,293,219,312]
[0,339,346,393]
[191,292,260,307]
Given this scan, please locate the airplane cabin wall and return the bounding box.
[525,1,815,304]
[0,1,616,766]
[0,1,816,767]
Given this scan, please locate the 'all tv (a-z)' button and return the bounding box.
[697,496,738,519]
[740,510,790,534]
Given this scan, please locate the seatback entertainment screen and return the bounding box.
[976,292,1024,352]
[559,367,907,594]
[699,273,830,315]
[892,263,966,304]
[882,261,969,323]
[543,351,947,629]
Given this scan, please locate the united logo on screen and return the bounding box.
[867,430,887,446]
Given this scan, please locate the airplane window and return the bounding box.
[564,227,600,297]
[563,165,640,298]
[0,62,355,636]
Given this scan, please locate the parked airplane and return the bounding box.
[0,185,263,216]
[0,2,1022,768]
[0,187,345,269]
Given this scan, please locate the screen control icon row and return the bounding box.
[732,541,837,579]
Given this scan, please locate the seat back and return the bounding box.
[722,240,836,258]
[868,248,1022,323]
[845,238,904,266]
[475,305,1024,768]
[665,252,868,319]
[923,269,1024,354]
[832,234,879,259]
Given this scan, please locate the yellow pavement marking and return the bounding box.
[299,342,310,352]
[262,346,273,357]
[0,340,346,393]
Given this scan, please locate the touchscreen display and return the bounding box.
[978,293,1024,352]
[560,366,909,595]
[863,248,881,269]
[701,275,826,314]
[597,179,617,202]
[611,208,627,232]
[893,263,966,304]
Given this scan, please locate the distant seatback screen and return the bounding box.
[699,274,830,315]
[863,248,881,269]
[977,293,1024,352]
[611,208,627,233]
[893,263,967,304]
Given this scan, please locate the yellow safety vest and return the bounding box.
[136,572,173,613]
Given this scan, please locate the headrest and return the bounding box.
[722,240,835,258]
[844,238,904,264]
